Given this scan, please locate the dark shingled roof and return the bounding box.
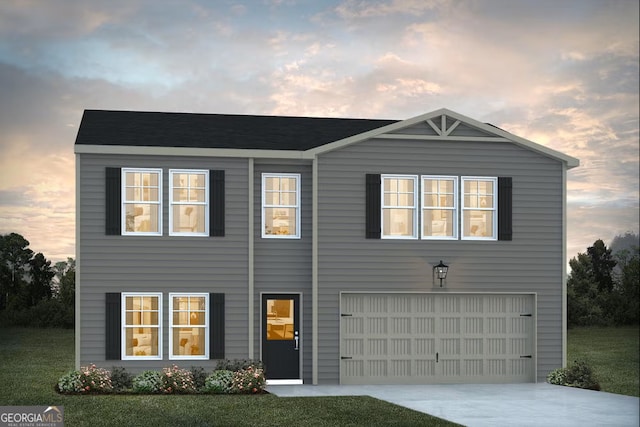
[74,110,399,151]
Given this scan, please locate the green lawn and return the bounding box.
[567,325,639,397]
[2,326,637,426]
[0,328,458,427]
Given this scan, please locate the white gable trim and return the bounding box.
[307,108,579,168]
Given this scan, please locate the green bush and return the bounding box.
[57,365,112,393]
[546,367,567,385]
[215,359,265,372]
[160,365,196,394]
[57,370,83,393]
[203,370,234,394]
[230,365,266,394]
[215,359,264,372]
[190,366,207,391]
[565,360,601,390]
[111,367,133,392]
[132,370,162,393]
[547,360,600,391]
[0,299,74,329]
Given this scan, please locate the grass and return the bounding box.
[0,327,458,427]
[567,325,639,397]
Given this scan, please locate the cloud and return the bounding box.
[0,0,637,262]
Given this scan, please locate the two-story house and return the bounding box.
[74,108,579,385]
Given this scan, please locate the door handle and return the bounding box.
[294,331,299,351]
[436,352,439,363]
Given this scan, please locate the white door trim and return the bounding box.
[260,292,303,385]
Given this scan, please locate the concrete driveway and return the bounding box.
[267,383,639,427]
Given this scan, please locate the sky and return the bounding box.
[0,0,638,263]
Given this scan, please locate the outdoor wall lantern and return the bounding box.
[433,260,449,287]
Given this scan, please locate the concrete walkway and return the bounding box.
[267,383,639,427]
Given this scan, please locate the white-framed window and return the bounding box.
[122,168,162,235]
[382,175,418,239]
[122,293,162,360]
[169,293,209,360]
[461,177,497,240]
[169,169,209,236]
[262,173,301,238]
[422,175,458,239]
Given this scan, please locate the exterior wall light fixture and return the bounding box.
[433,260,449,287]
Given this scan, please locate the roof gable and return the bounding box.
[308,108,579,168]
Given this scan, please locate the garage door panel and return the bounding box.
[341,293,535,385]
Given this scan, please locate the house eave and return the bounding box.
[74,144,311,160]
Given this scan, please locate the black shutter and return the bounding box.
[210,293,225,359]
[105,167,121,235]
[210,170,225,237]
[498,177,513,241]
[366,174,381,239]
[105,293,121,360]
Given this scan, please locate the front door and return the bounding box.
[262,294,301,383]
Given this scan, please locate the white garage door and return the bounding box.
[340,293,535,385]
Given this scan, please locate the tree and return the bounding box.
[586,239,616,293]
[567,235,639,327]
[611,246,640,325]
[0,233,34,310]
[28,252,55,306]
[54,258,75,309]
[567,252,605,326]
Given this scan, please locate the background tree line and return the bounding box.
[1,230,637,329]
[0,233,74,328]
[568,232,639,327]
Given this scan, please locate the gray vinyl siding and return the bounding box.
[77,153,250,372]
[315,136,564,383]
[253,160,313,383]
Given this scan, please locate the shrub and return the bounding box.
[160,365,196,394]
[546,367,567,385]
[230,365,266,394]
[190,366,207,391]
[215,359,265,372]
[132,370,162,393]
[79,364,112,393]
[57,370,83,393]
[111,367,133,392]
[565,360,601,391]
[547,360,600,391]
[58,364,112,393]
[203,370,234,394]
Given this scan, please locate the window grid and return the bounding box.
[422,176,458,239]
[382,175,418,239]
[122,168,162,235]
[122,293,162,360]
[169,293,209,360]
[461,177,497,240]
[262,173,301,238]
[169,169,209,236]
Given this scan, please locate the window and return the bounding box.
[122,168,162,235]
[169,293,208,360]
[169,170,208,236]
[422,176,458,239]
[262,173,301,238]
[462,177,497,240]
[122,293,162,360]
[382,175,418,238]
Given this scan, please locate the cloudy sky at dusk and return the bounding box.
[0,0,638,263]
